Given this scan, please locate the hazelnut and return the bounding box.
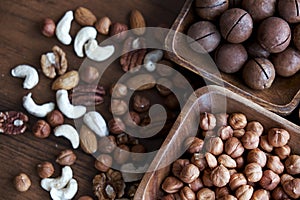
[131,144,146,162]
[188,178,204,192]
[108,117,125,134]
[46,110,64,127]
[172,159,190,178]
[14,173,31,192]
[281,174,294,185]
[251,189,270,200]
[246,121,264,136]
[259,135,273,153]
[41,18,55,37]
[202,169,213,187]
[247,148,267,167]
[221,195,237,200]
[184,137,204,154]
[95,154,113,172]
[95,16,111,35]
[110,22,128,42]
[241,131,260,149]
[110,83,128,98]
[215,187,230,199]
[267,155,284,174]
[56,149,76,166]
[199,112,216,131]
[79,66,99,83]
[110,99,128,116]
[132,94,150,113]
[98,135,117,153]
[274,145,291,160]
[235,185,253,200]
[113,144,130,164]
[162,176,184,193]
[218,154,237,168]
[164,93,180,110]
[32,120,51,138]
[211,165,230,187]
[179,164,200,184]
[235,156,245,169]
[233,129,245,138]
[229,169,237,176]
[123,111,141,127]
[228,113,247,130]
[285,155,300,175]
[225,137,244,158]
[191,153,207,171]
[259,170,280,190]
[282,178,300,199]
[205,152,218,169]
[267,128,290,147]
[229,173,247,191]
[196,188,215,200]
[78,196,94,200]
[271,186,289,200]
[218,126,233,140]
[180,186,196,200]
[244,162,263,182]
[37,161,54,178]
[205,136,223,156]
[215,113,229,127]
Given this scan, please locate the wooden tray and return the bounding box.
[134,85,300,200]
[164,0,300,116]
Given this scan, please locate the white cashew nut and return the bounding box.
[41,166,73,191]
[56,10,74,45]
[11,64,39,89]
[50,179,78,200]
[56,89,86,119]
[84,39,115,62]
[74,26,97,57]
[54,124,79,149]
[143,50,164,72]
[83,111,109,137]
[23,93,55,117]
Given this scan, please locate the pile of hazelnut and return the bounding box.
[161,112,300,200]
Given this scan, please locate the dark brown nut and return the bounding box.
[246,121,264,136]
[133,94,150,113]
[162,176,184,193]
[259,135,273,153]
[14,173,31,192]
[285,155,300,175]
[215,43,248,73]
[123,111,140,128]
[110,99,128,116]
[0,111,29,135]
[274,145,291,160]
[74,7,97,26]
[218,154,237,168]
[282,178,300,199]
[108,118,125,134]
[199,112,216,131]
[257,17,291,53]
[179,164,200,184]
[70,85,105,106]
[246,41,270,58]
[187,21,221,53]
[196,188,215,200]
[191,153,207,171]
[188,178,204,192]
[215,113,229,127]
[172,159,190,178]
[242,0,276,22]
[37,161,54,178]
[219,8,253,43]
[164,93,180,110]
[156,78,173,96]
[116,133,129,145]
[251,189,270,200]
[229,173,247,191]
[78,196,94,200]
[268,128,290,147]
[131,144,146,162]
[235,156,245,169]
[233,129,245,138]
[205,136,223,156]
[156,60,174,77]
[225,137,245,158]
[235,185,253,200]
[95,154,113,172]
[32,120,51,139]
[272,47,300,77]
[278,0,300,23]
[184,137,204,154]
[98,135,116,154]
[205,152,218,169]
[241,131,260,150]
[79,66,99,84]
[127,183,139,198]
[218,126,234,141]
[80,125,98,154]
[180,186,196,200]
[110,22,128,42]
[41,18,55,37]
[56,149,76,166]
[113,144,130,165]
[202,169,213,187]
[267,155,284,174]
[244,162,263,182]
[271,187,289,200]
[95,16,111,35]
[215,187,230,199]
[47,110,64,128]
[229,113,247,130]
[110,83,128,99]
[211,165,230,187]
[259,170,280,190]
[247,148,267,168]
[195,0,229,20]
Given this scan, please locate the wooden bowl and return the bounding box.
[164,0,300,116]
[134,85,300,200]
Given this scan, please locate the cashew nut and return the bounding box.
[74,26,97,57]
[83,111,108,137]
[143,50,164,72]
[23,93,55,117]
[56,89,86,119]
[11,64,39,89]
[41,166,73,191]
[54,124,79,149]
[50,179,78,200]
[84,39,115,62]
[56,10,74,45]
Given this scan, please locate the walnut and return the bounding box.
[0,111,28,135]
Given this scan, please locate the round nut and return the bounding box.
[110,22,128,42]
[56,149,76,166]
[233,129,245,138]
[282,178,300,199]
[246,121,264,136]
[95,154,113,172]
[98,135,116,154]
[268,128,290,147]
[47,110,64,127]
[259,135,273,153]
[218,154,236,168]
[235,156,245,169]
[251,189,270,200]
[132,94,150,113]
[79,66,99,84]
[188,178,204,193]
[274,145,291,160]
[202,169,213,187]
[179,164,200,184]
[218,126,233,140]
[191,153,207,171]
[199,112,216,131]
[285,155,300,175]
[241,131,260,149]
[205,152,218,169]
[215,113,229,127]
[215,187,230,199]
[162,176,184,193]
[180,186,196,200]
[205,136,223,156]
[196,188,215,200]
[267,155,284,174]
[172,159,190,178]
[95,16,111,35]
[225,137,244,158]
[113,144,130,164]
[37,161,54,178]
[110,99,128,115]
[244,162,263,182]
[259,170,280,190]
[272,186,289,200]
[14,173,31,192]
[184,137,204,154]
[229,173,247,191]
[110,83,128,98]
[123,111,141,127]
[41,18,56,37]
[131,144,146,162]
[228,113,247,129]
[211,165,230,187]
[235,185,253,200]
[247,148,267,167]
[32,120,51,138]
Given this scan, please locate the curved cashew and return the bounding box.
[23,93,55,117]
[56,89,86,119]
[84,39,115,62]
[56,10,74,45]
[41,166,73,191]
[83,111,108,137]
[54,124,79,149]
[11,64,39,89]
[50,179,78,200]
[74,26,97,57]
[143,50,164,72]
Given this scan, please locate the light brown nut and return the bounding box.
[205,136,223,156]
[95,16,111,35]
[196,188,215,200]
[235,185,253,200]
[267,128,290,147]
[78,196,93,200]
[246,121,264,136]
[229,113,247,129]
[241,131,260,149]
[130,9,146,35]
[229,173,247,191]
[282,178,300,199]
[162,176,184,194]
[14,173,31,192]
[108,117,125,134]
[274,145,291,160]
[233,129,245,138]
[259,170,280,190]
[56,149,76,166]
[80,125,97,154]
[215,113,229,127]
[218,125,233,140]
[131,144,146,162]
[98,135,116,154]
[247,148,267,168]
[79,66,99,84]
[199,112,216,131]
[202,169,213,187]
[41,18,56,37]
[156,78,173,96]
[285,155,300,175]
[205,152,218,169]
[211,165,230,187]
[110,83,128,99]
[110,99,128,116]
[37,161,54,178]
[225,137,244,158]
[235,156,245,169]
[180,186,196,200]
[215,187,230,199]
[218,154,237,168]
[251,189,270,200]
[179,164,200,184]
[172,159,190,178]
[244,162,263,182]
[267,155,284,174]
[75,7,97,26]
[191,153,207,171]
[184,137,204,154]
[188,178,204,192]
[95,154,113,172]
[259,135,273,153]
[51,70,79,90]
[110,22,128,42]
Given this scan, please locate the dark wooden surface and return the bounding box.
[0,0,185,199]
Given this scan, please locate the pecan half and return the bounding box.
[0,111,29,135]
[120,37,147,72]
[70,84,106,106]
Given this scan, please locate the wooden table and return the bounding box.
[0,0,185,199]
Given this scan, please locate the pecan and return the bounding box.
[70,84,106,106]
[0,111,29,135]
[120,37,147,72]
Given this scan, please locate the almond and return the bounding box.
[75,7,97,26]
[130,9,146,35]
[95,16,111,35]
[51,70,79,90]
[80,125,98,154]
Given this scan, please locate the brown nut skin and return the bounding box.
[282,178,300,199]
[199,112,216,131]
[14,173,31,192]
[267,128,290,147]
[191,153,207,171]
[195,0,229,20]
[274,145,291,160]
[229,173,247,191]
[113,144,130,165]
[259,170,280,190]
[180,186,196,200]
[215,113,229,127]
[271,187,289,200]
[259,135,273,153]
[32,120,51,139]
[95,16,111,35]
[95,154,113,172]
[131,144,146,162]
[251,189,270,200]
[184,137,204,154]
[229,113,247,130]
[188,178,204,192]
[133,94,150,113]
[202,169,213,187]
[172,159,190,178]
[205,152,218,169]
[162,176,184,193]
[205,137,224,156]
[293,24,300,51]
[244,162,263,182]
[225,137,245,158]
[267,155,284,174]
[218,154,237,168]
[98,135,116,154]
[246,121,263,136]
[108,118,125,134]
[130,9,146,36]
[246,41,270,58]
[179,164,200,184]
[278,0,300,23]
[247,148,267,168]
[241,131,260,150]
[110,22,128,42]
[235,156,245,169]
[235,185,254,200]
[242,0,276,22]
[79,66,99,84]
[74,7,97,26]
[218,126,234,141]
[46,110,64,128]
[123,111,140,128]
[56,149,76,166]
[41,18,55,37]
[211,165,231,187]
[233,129,245,138]
[215,187,230,199]
[37,161,54,178]
[196,188,215,200]
[285,155,300,175]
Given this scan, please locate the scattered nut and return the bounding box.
[83,111,109,137]
[0,111,28,135]
[241,131,260,149]
[37,161,55,178]
[74,26,97,57]
[218,154,237,168]
[205,152,218,169]
[272,186,289,200]
[11,64,39,89]
[172,159,190,178]
[205,136,223,156]
[199,112,216,131]
[268,128,290,147]
[180,186,196,200]
[56,10,73,45]
[14,173,31,192]
[218,125,233,140]
[110,22,128,42]
[54,124,79,149]
[224,137,244,158]
[42,18,56,37]
[130,9,146,35]
[41,166,73,191]
[246,121,264,136]
[211,165,230,187]
[162,176,184,194]
[251,189,270,200]
[191,153,207,171]
[32,120,51,138]
[184,137,204,154]
[259,135,273,153]
[47,110,64,128]
[74,7,97,26]
[84,39,115,62]
[228,113,247,130]
[52,70,79,90]
[95,16,111,35]
[56,149,77,166]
